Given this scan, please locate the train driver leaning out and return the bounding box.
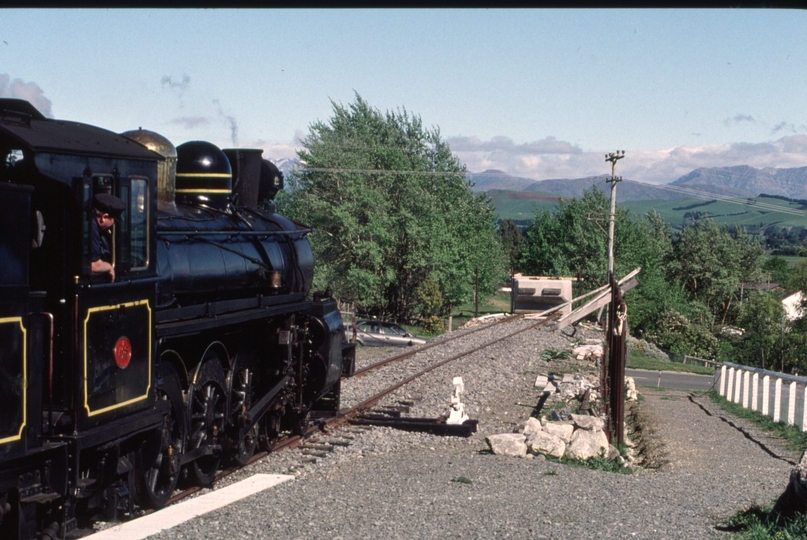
[90,193,125,282]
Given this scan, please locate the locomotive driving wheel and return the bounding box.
[187,352,227,487]
[135,362,184,509]
[227,359,258,465]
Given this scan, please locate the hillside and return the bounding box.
[524,176,681,202]
[467,169,538,192]
[621,195,807,231]
[672,165,807,199]
[485,189,560,221]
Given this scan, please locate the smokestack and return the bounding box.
[223,148,263,209]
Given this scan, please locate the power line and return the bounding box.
[621,179,807,217]
[293,165,807,218]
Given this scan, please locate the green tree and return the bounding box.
[620,211,688,336]
[788,260,807,293]
[763,256,790,285]
[735,291,788,370]
[277,94,506,320]
[498,219,523,273]
[518,188,611,286]
[668,219,764,327]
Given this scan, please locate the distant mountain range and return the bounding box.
[671,165,807,199]
[467,165,807,202]
[272,160,807,203]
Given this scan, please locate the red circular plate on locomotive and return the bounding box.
[114,336,132,369]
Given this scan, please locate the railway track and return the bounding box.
[86,313,558,536]
[338,314,558,421]
[351,313,522,377]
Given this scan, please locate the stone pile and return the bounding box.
[571,341,604,365]
[485,366,639,466]
[458,313,509,329]
[486,413,626,463]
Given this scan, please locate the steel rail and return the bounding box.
[333,314,560,425]
[352,314,522,377]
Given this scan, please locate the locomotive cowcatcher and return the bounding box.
[0,99,355,539]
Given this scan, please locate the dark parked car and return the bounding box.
[354,320,428,347]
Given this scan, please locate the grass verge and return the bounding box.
[718,504,807,539]
[547,451,633,474]
[628,353,714,375]
[706,391,807,452]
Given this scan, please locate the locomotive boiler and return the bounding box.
[0,98,354,539]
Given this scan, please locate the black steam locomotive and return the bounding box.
[0,99,354,539]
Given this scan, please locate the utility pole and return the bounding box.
[605,151,625,277]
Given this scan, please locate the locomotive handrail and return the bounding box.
[156,229,313,236]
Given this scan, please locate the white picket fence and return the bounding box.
[718,362,807,430]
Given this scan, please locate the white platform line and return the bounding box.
[89,473,294,540]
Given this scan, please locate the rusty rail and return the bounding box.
[335,314,559,424]
[352,314,522,377]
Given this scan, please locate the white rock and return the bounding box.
[543,422,574,443]
[519,417,543,438]
[570,413,605,431]
[526,430,566,459]
[567,428,609,460]
[625,376,638,401]
[486,433,528,458]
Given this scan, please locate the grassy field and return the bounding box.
[776,255,807,267]
[617,196,807,230]
[486,190,807,231]
[627,353,715,375]
[485,189,560,222]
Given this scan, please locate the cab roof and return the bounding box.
[0,99,161,161]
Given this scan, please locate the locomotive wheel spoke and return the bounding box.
[188,353,227,487]
[228,364,258,465]
[135,363,183,509]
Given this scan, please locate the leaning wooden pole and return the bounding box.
[606,271,628,446]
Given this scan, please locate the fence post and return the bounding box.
[734,368,742,403]
[803,386,807,432]
[763,375,770,416]
[789,381,798,426]
[742,370,750,408]
[727,367,735,403]
[720,365,727,396]
[774,378,783,423]
[751,373,759,411]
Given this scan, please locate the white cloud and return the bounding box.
[449,134,807,184]
[237,131,807,185]
[250,139,300,162]
[0,74,53,117]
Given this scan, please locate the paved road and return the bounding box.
[626,368,717,391]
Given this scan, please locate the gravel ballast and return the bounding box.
[142,322,799,540]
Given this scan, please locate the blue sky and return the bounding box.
[1,8,805,184]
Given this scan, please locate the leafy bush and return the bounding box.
[422,315,444,335]
[645,310,720,359]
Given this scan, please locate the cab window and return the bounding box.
[128,178,148,270]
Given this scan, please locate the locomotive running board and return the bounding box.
[348,414,478,437]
